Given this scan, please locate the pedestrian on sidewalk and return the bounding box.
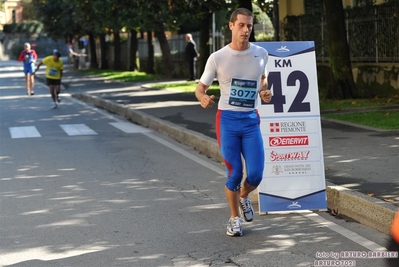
[66,40,87,66]
[195,7,272,237]
[185,33,199,81]
[33,52,64,109]
[17,42,38,95]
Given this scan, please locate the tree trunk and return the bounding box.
[237,0,255,42]
[113,29,122,70]
[324,0,357,99]
[146,31,155,74]
[273,0,280,41]
[99,33,109,69]
[88,32,98,69]
[154,24,174,78]
[199,13,211,75]
[129,29,138,71]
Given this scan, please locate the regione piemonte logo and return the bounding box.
[269,122,280,132]
[269,122,307,133]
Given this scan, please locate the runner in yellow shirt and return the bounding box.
[34,52,64,109]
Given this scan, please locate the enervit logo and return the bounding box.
[269,136,309,147]
[269,121,307,133]
[270,150,310,161]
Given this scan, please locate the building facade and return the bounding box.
[1,0,23,30]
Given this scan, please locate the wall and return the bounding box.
[352,63,399,97]
[3,0,23,24]
[279,0,305,19]
[317,63,399,99]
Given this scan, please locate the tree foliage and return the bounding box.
[28,0,269,74]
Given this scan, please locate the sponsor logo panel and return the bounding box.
[265,162,322,177]
[266,147,321,162]
[269,135,309,147]
[261,119,320,134]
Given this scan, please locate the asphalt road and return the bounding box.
[1,60,398,267]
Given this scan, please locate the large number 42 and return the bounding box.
[262,71,311,113]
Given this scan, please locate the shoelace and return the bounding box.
[241,197,251,212]
[231,217,242,228]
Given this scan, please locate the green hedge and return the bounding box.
[3,21,43,34]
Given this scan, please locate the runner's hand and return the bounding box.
[200,95,215,109]
[260,90,272,103]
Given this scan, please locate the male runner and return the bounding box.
[195,7,272,237]
[34,52,64,109]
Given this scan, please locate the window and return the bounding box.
[304,0,324,15]
[355,0,375,7]
[12,10,16,23]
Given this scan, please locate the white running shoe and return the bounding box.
[239,196,254,222]
[226,216,243,237]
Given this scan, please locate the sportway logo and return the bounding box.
[270,150,310,161]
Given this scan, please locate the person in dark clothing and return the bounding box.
[185,33,199,81]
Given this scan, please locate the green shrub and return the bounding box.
[3,21,43,34]
[12,44,25,60]
[255,32,274,41]
[3,23,17,33]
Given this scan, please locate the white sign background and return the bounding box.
[256,41,327,213]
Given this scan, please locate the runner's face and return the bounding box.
[229,14,253,44]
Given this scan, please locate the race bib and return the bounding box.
[48,69,58,76]
[228,78,258,108]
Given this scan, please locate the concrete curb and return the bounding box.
[72,92,397,235]
[326,183,396,235]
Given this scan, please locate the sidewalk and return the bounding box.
[37,67,399,235]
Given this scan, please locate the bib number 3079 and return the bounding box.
[263,71,311,113]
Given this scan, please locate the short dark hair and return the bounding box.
[230,8,253,23]
[54,52,61,58]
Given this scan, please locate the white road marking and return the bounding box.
[301,211,387,251]
[60,124,97,136]
[9,126,41,138]
[109,122,151,133]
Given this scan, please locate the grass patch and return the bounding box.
[77,69,399,130]
[322,110,399,130]
[154,81,221,97]
[319,97,399,110]
[79,69,164,83]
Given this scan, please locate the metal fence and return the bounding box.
[138,6,399,64]
[282,5,399,63]
[138,31,226,61]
